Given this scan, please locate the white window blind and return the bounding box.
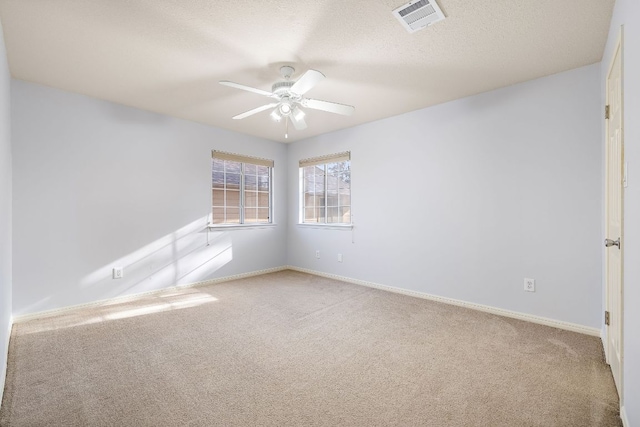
[213,151,274,168]
[299,151,350,168]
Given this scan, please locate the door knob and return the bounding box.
[605,238,621,249]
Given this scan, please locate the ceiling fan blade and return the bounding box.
[290,113,308,131]
[220,80,274,97]
[302,98,355,116]
[232,103,279,120]
[290,70,325,96]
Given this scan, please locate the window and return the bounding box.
[300,152,351,224]
[212,151,273,225]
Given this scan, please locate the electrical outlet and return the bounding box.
[524,278,535,292]
[337,253,343,263]
[113,267,124,279]
[315,250,320,259]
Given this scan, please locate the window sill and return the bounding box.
[297,223,353,230]
[208,223,277,230]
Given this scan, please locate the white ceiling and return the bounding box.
[0,0,615,143]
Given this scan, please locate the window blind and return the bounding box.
[212,151,274,168]
[299,151,350,168]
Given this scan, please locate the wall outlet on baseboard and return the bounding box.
[337,253,343,263]
[315,250,320,259]
[113,267,124,279]
[524,278,535,292]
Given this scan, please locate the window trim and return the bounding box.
[208,223,278,230]
[296,223,353,230]
[210,151,274,227]
[298,152,351,226]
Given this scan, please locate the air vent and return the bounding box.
[392,0,445,33]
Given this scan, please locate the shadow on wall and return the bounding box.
[19,216,232,316]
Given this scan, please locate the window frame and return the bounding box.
[210,151,274,228]
[298,152,352,228]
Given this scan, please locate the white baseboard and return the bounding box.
[621,405,629,427]
[13,266,288,323]
[13,265,601,338]
[286,266,601,337]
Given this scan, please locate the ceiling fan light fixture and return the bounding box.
[279,103,292,115]
[270,109,282,122]
[293,106,305,121]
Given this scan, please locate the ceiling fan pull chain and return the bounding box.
[285,116,289,139]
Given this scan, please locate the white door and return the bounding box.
[605,33,623,395]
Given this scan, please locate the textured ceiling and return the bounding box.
[0,0,615,143]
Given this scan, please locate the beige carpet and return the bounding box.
[0,270,621,426]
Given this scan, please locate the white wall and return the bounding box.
[602,1,640,423]
[288,64,602,329]
[11,80,288,316]
[0,21,12,407]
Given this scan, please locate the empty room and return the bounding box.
[0,0,638,426]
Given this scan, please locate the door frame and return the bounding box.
[604,26,624,400]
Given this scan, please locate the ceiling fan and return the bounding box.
[219,66,355,138]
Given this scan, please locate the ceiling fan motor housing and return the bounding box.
[271,81,295,96]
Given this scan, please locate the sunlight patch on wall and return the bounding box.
[77,215,232,301]
[80,216,209,287]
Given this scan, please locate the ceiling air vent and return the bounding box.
[392,0,445,33]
